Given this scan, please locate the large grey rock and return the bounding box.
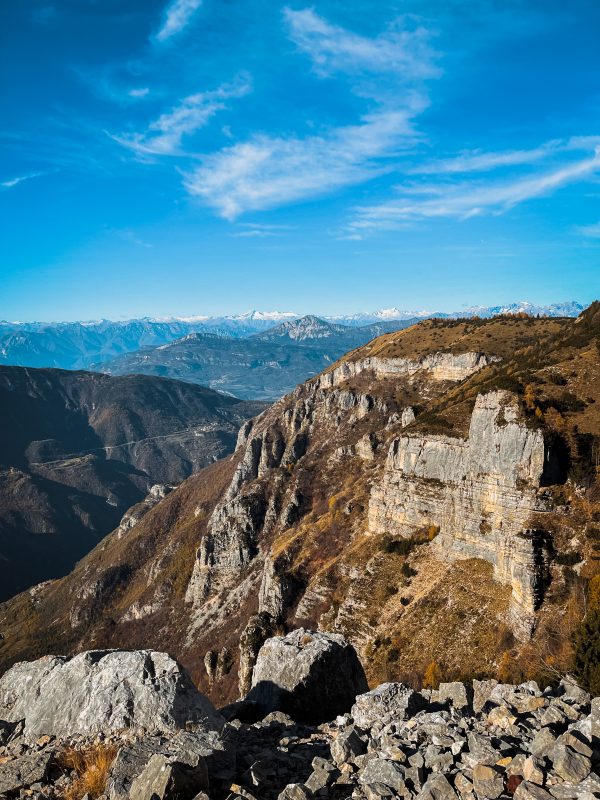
[330,726,366,765]
[246,629,368,724]
[108,731,231,800]
[522,755,546,785]
[550,743,591,782]
[277,785,313,800]
[351,683,428,730]
[0,650,223,741]
[514,782,553,800]
[415,773,458,799]
[472,764,504,799]
[529,727,556,758]
[129,753,208,800]
[472,679,497,714]
[558,677,590,708]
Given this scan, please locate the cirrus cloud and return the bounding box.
[184,107,421,219]
[155,0,203,42]
[283,7,440,81]
[348,145,600,232]
[110,75,252,157]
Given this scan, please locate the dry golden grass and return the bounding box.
[57,743,119,800]
[363,557,512,688]
[344,316,569,363]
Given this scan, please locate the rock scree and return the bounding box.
[0,635,597,799]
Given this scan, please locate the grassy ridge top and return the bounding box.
[344,315,571,362]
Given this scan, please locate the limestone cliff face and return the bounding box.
[368,391,551,636]
[185,378,390,612]
[317,351,499,388]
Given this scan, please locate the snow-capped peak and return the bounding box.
[233,310,298,322]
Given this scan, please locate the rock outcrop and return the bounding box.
[317,351,499,389]
[369,391,552,636]
[116,484,174,538]
[238,612,278,699]
[246,629,369,724]
[0,649,223,741]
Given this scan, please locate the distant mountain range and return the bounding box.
[0,302,585,373]
[98,315,420,400]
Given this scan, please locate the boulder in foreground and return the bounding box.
[247,628,368,724]
[0,649,223,741]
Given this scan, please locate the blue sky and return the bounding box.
[1,0,599,320]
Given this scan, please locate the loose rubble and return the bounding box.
[0,636,597,800]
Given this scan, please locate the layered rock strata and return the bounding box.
[317,351,499,388]
[369,391,552,636]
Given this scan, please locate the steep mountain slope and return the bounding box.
[0,366,264,600]
[97,316,419,400]
[1,307,598,706]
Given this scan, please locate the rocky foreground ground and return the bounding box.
[0,630,597,800]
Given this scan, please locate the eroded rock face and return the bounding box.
[247,629,368,724]
[317,351,499,388]
[369,391,552,636]
[0,649,223,741]
[116,484,173,539]
[238,612,277,699]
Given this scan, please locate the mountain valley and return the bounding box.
[0,366,264,600]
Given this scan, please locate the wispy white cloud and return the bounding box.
[111,75,252,157]
[577,221,600,238]
[283,7,439,81]
[155,0,202,42]
[116,229,153,248]
[184,108,421,219]
[232,229,277,238]
[1,171,45,189]
[128,87,150,99]
[232,223,294,238]
[413,137,600,174]
[349,147,600,232]
[414,142,561,174]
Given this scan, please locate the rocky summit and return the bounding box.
[0,632,597,800]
